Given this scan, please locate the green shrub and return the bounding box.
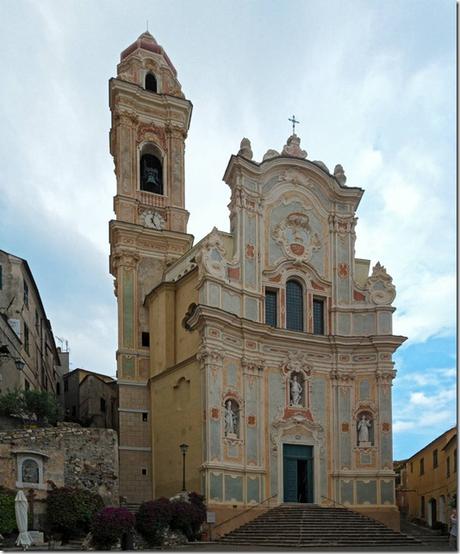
[0,487,17,535]
[90,507,135,550]
[45,486,104,541]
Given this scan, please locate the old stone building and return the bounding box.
[63,368,118,429]
[109,32,405,529]
[0,249,65,394]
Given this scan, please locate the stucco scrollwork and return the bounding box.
[366,262,396,305]
[195,227,227,279]
[270,413,324,453]
[281,134,307,159]
[281,351,312,376]
[273,213,321,264]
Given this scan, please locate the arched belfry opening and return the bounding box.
[145,73,157,93]
[140,144,163,195]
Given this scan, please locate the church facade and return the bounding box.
[109,32,405,529]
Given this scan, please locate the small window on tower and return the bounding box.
[141,332,150,348]
[142,412,148,422]
[141,468,147,476]
[145,73,157,93]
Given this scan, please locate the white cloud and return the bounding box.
[393,421,416,433]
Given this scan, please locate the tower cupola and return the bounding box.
[116,31,184,98]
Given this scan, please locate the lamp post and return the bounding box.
[179,443,189,492]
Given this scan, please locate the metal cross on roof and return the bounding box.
[288,115,300,135]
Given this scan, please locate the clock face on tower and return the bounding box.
[142,210,165,230]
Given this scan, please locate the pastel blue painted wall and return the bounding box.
[210,472,223,501]
[337,313,351,335]
[339,387,351,467]
[223,289,240,315]
[269,371,284,494]
[379,387,393,468]
[359,379,370,400]
[311,377,327,497]
[247,476,260,503]
[340,480,354,504]
[224,475,243,502]
[245,297,258,321]
[381,480,394,505]
[210,419,221,460]
[209,283,220,306]
[356,480,377,504]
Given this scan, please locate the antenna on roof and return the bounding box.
[146,19,149,32]
[55,336,70,352]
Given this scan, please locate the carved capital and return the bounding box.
[242,357,265,372]
[330,369,355,384]
[376,369,396,385]
[196,345,224,365]
[112,251,140,270]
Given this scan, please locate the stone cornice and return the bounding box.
[223,155,364,209]
[188,304,406,354]
[109,219,193,255]
[109,77,193,131]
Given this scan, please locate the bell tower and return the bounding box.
[109,32,193,503]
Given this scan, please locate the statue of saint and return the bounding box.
[224,400,237,436]
[290,374,303,406]
[358,415,371,444]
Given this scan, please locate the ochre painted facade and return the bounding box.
[397,427,457,528]
[109,32,406,530]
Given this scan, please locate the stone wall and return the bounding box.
[0,422,119,507]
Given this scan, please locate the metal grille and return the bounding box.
[265,290,277,327]
[313,298,325,335]
[286,280,303,331]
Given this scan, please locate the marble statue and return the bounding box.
[358,415,371,444]
[224,400,237,436]
[290,374,303,406]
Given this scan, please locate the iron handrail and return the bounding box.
[212,493,278,530]
[321,494,354,511]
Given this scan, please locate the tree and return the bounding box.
[0,389,61,425]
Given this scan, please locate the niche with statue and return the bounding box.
[356,411,374,447]
[223,398,240,438]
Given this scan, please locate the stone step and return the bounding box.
[217,504,422,548]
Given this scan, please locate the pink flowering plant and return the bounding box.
[90,507,135,550]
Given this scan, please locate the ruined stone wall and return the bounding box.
[0,422,119,506]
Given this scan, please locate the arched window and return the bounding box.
[140,144,163,195]
[286,280,303,331]
[145,73,157,93]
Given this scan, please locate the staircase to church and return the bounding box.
[217,504,423,548]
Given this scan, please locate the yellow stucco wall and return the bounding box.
[148,270,202,499]
[404,427,456,525]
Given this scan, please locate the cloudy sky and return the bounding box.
[0,0,455,459]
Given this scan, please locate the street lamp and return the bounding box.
[179,443,189,492]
